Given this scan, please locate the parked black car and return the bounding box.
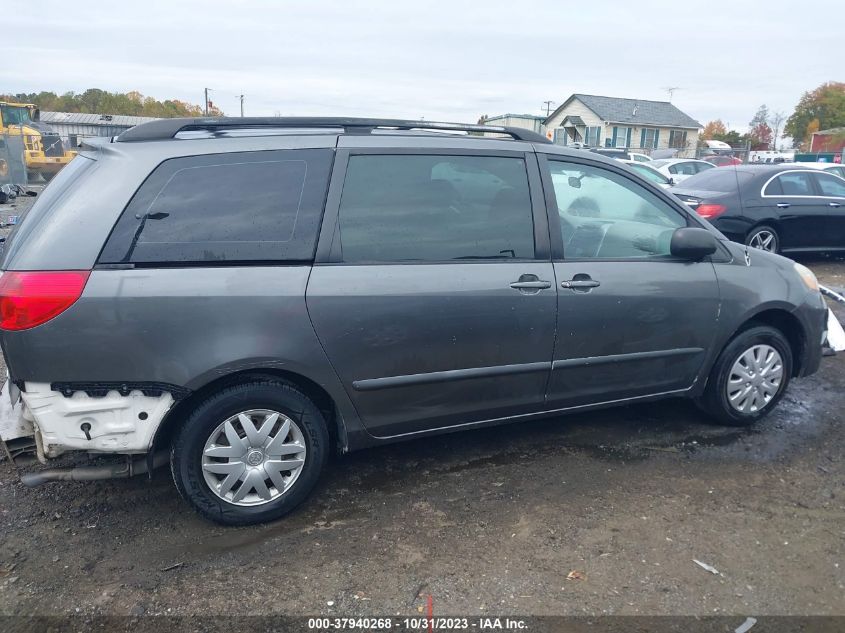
[672,165,845,253]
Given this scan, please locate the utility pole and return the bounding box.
[238,94,244,117]
[204,88,210,116]
[542,100,555,116]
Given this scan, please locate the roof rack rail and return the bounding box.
[115,116,551,144]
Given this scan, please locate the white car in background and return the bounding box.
[792,162,845,179]
[620,159,674,188]
[628,152,652,163]
[649,158,715,183]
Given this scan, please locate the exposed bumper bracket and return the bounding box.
[19,451,168,487]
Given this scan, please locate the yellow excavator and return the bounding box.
[0,101,76,181]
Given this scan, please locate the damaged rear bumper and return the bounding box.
[0,380,175,465]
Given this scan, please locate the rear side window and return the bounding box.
[814,172,845,197]
[680,168,754,191]
[337,154,535,262]
[764,172,814,196]
[99,149,332,264]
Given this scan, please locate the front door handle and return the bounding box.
[776,203,790,208]
[829,202,842,208]
[561,278,600,291]
[561,279,600,289]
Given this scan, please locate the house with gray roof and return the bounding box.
[543,94,702,155]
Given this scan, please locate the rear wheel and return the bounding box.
[171,379,329,525]
[697,326,792,426]
[745,225,779,253]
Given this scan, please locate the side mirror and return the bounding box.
[670,227,718,260]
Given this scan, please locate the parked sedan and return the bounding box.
[792,162,845,179]
[671,165,845,253]
[649,158,715,183]
[704,155,743,167]
[620,159,674,188]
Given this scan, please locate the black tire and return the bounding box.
[745,225,779,253]
[171,378,329,526]
[697,325,793,426]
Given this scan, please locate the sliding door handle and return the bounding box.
[510,280,552,290]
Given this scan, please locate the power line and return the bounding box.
[542,100,555,116]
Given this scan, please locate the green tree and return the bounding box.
[0,89,223,117]
[785,82,845,147]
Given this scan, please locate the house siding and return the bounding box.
[545,98,604,146]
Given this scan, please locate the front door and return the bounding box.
[539,155,721,409]
[307,150,556,437]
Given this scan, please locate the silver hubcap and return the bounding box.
[748,230,776,252]
[201,409,306,506]
[727,344,784,413]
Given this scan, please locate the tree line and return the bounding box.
[701,81,844,150]
[0,88,224,118]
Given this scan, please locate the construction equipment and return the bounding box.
[0,101,76,181]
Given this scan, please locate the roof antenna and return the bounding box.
[662,86,680,102]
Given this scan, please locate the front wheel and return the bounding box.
[171,379,329,525]
[745,225,779,253]
[697,326,793,426]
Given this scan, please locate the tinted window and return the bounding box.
[679,168,754,191]
[337,155,535,262]
[548,160,686,259]
[99,149,333,263]
[695,161,715,173]
[672,162,699,176]
[765,172,814,196]
[814,173,845,197]
[628,163,669,185]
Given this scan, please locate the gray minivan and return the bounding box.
[0,118,829,525]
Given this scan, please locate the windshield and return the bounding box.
[0,105,33,127]
[677,168,755,192]
[629,163,669,184]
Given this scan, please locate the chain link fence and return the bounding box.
[0,133,28,186]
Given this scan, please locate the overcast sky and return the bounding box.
[5,0,843,132]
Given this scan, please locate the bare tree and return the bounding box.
[770,111,786,150]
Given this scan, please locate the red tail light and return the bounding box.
[695,204,727,219]
[0,271,90,331]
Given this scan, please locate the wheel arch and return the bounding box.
[152,368,347,456]
[744,219,781,247]
[725,307,806,377]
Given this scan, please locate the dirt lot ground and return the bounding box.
[0,190,843,618]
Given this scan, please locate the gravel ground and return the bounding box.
[0,191,843,617]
